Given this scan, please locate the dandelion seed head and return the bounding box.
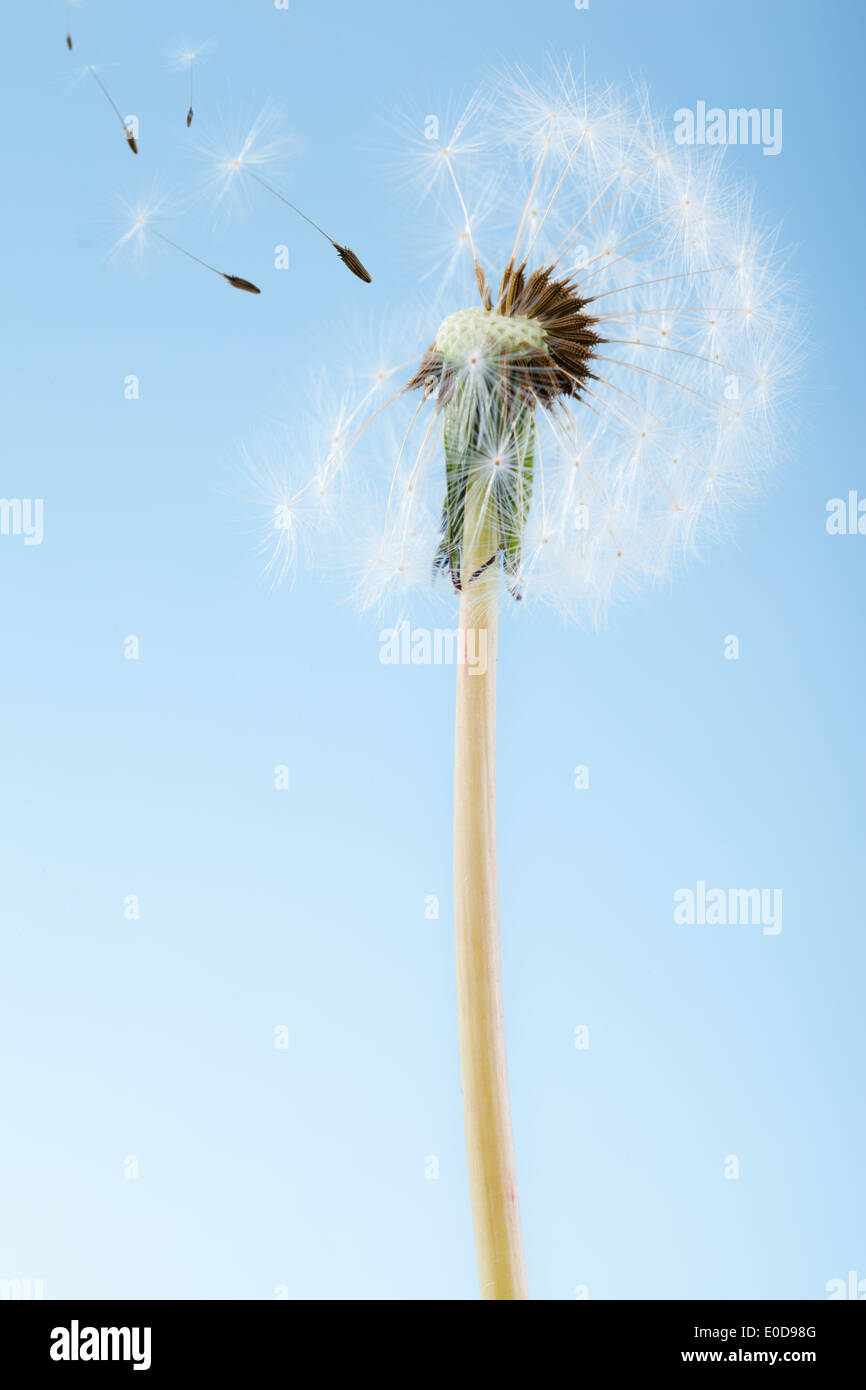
[435,306,548,361]
[250,59,799,625]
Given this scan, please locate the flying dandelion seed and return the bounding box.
[87,65,138,153]
[196,110,371,282]
[65,0,80,49]
[245,170,372,282]
[168,39,215,130]
[248,59,800,1303]
[111,195,260,294]
[145,230,260,293]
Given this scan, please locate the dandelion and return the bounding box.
[196,109,371,281]
[167,39,215,129]
[111,193,260,294]
[87,64,138,153]
[248,60,798,1299]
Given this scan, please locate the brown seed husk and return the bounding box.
[223,275,261,294]
[335,245,372,283]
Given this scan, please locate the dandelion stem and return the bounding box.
[453,491,528,1302]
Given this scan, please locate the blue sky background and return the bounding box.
[0,0,862,1300]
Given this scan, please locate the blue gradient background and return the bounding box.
[0,0,862,1300]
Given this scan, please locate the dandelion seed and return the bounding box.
[197,111,371,282]
[148,229,260,294]
[87,65,137,153]
[112,197,260,294]
[65,0,80,49]
[242,169,372,284]
[168,39,214,130]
